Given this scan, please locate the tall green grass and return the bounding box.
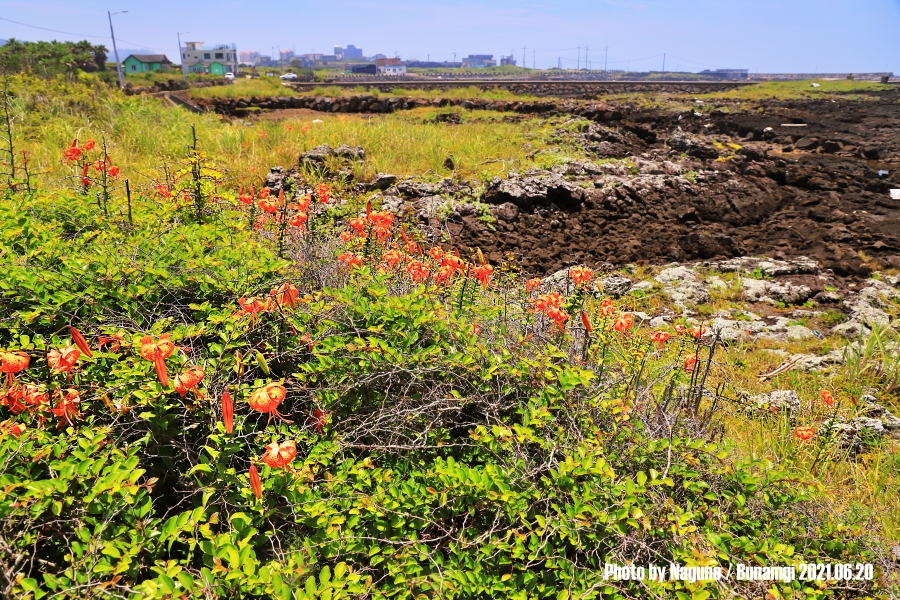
[190,77,299,99]
[6,75,537,193]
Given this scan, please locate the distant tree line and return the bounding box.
[0,39,108,77]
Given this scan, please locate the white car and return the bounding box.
[224,72,235,80]
[279,72,299,80]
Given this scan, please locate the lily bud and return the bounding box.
[69,327,93,358]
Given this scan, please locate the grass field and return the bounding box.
[8,75,544,193]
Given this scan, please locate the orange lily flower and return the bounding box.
[48,346,80,374]
[262,440,297,468]
[22,384,49,409]
[83,139,95,151]
[140,335,174,387]
[271,283,300,308]
[688,326,707,340]
[674,324,687,335]
[173,366,205,397]
[471,264,494,287]
[525,278,541,293]
[258,198,278,213]
[382,249,404,268]
[613,313,634,334]
[315,183,330,202]
[0,387,26,414]
[650,331,671,346]
[349,217,367,235]
[288,212,308,229]
[69,327,93,358]
[569,266,593,285]
[598,297,616,318]
[684,355,697,372]
[405,259,430,282]
[108,165,120,178]
[546,307,569,329]
[338,252,364,268]
[532,292,564,312]
[249,464,263,499]
[248,383,287,414]
[51,388,81,426]
[821,390,835,408]
[0,351,29,375]
[97,331,125,353]
[794,426,814,441]
[222,391,234,434]
[293,194,312,212]
[63,139,82,162]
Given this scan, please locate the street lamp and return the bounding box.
[108,10,128,89]
[177,31,190,82]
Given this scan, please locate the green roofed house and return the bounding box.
[123,54,172,73]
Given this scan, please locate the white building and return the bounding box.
[378,64,407,76]
[181,42,238,75]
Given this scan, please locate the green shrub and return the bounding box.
[0,192,890,598]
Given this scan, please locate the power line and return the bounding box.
[0,16,108,40]
[0,16,168,51]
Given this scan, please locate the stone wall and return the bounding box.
[291,80,751,98]
[124,78,232,96]
[195,94,626,119]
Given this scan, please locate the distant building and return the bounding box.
[181,42,238,75]
[699,69,749,80]
[375,58,406,75]
[334,45,364,60]
[500,55,516,66]
[123,54,172,73]
[461,54,496,68]
[239,50,260,65]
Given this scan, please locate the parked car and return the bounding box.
[224,72,235,80]
[279,72,298,80]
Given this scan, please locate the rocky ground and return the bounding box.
[540,256,900,452]
[354,88,900,278]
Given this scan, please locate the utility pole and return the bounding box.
[108,10,127,89]
[176,31,189,82]
[558,56,561,70]
[279,46,283,72]
[662,52,666,73]
[521,46,525,69]
[585,45,589,71]
[532,49,535,70]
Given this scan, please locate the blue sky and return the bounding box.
[2,0,898,73]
